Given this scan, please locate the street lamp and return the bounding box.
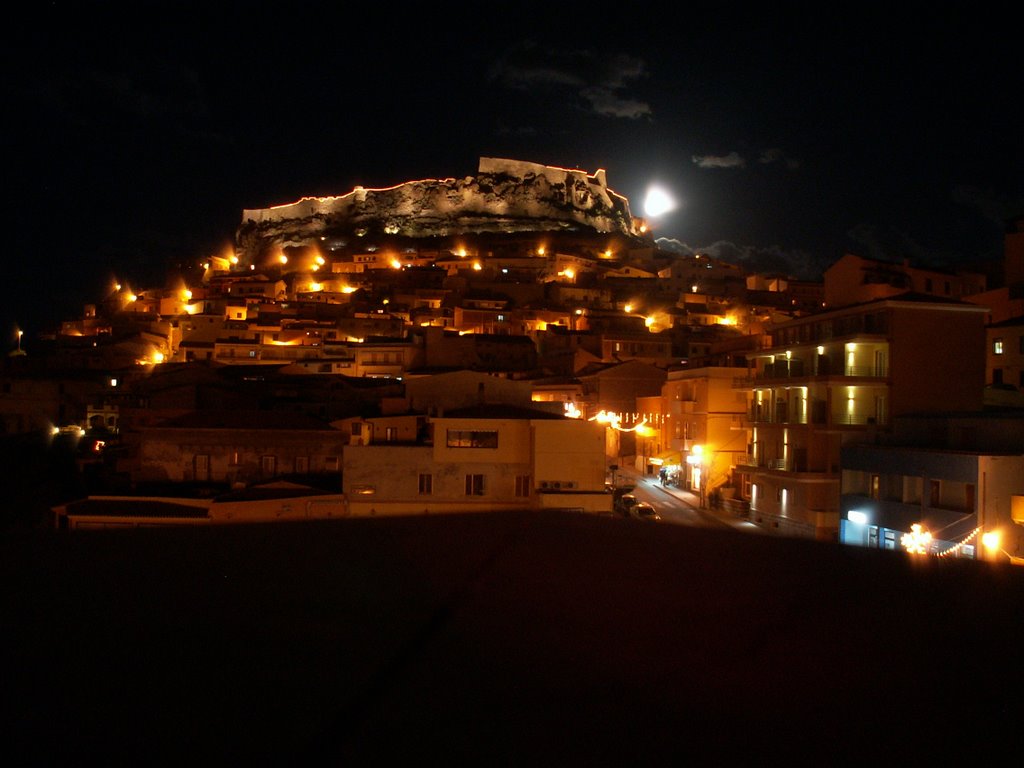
[16,329,23,352]
[982,530,1024,565]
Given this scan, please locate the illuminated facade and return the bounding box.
[840,411,1024,564]
[735,295,988,540]
[661,367,749,502]
[342,405,610,516]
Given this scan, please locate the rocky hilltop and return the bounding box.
[236,158,647,261]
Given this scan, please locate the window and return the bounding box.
[194,454,210,481]
[870,474,880,500]
[325,456,339,471]
[385,426,397,442]
[418,473,433,495]
[446,429,498,448]
[261,455,277,476]
[994,338,1004,355]
[515,475,531,497]
[1019,335,1024,354]
[294,456,309,473]
[465,474,485,496]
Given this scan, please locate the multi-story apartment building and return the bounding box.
[840,411,1024,562]
[986,316,1024,392]
[659,367,749,503]
[734,294,988,540]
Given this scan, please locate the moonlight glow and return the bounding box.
[643,186,676,218]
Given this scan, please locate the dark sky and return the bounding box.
[5,2,1021,344]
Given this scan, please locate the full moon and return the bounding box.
[643,186,676,218]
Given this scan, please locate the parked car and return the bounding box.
[631,502,661,521]
[615,493,638,517]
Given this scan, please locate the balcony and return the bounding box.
[745,408,809,426]
[734,361,888,387]
[831,414,885,426]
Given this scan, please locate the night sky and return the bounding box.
[5,3,1021,344]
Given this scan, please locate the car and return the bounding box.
[615,493,638,516]
[631,502,661,521]
[611,485,636,503]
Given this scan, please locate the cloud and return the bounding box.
[692,152,746,169]
[691,149,801,171]
[489,42,650,120]
[580,87,652,119]
[656,238,834,280]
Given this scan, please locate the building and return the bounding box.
[735,293,988,540]
[985,316,1024,404]
[126,410,349,488]
[660,366,750,505]
[823,253,986,308]
[840,411,1024,563]
[342,404,610,516]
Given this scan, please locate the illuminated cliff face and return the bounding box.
[235,158,646,261]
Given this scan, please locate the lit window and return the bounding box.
[994,338,1004,355]
[446,429,498,448]
[418,473,433,495]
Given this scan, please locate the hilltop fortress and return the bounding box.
[236,158,648,262]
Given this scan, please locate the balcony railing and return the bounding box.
[831,414,885,426]
[747,405,885,428]
[746,409,809,425]
[734,363,888,387]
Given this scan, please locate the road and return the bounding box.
[613,466,758,532]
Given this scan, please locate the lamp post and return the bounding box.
[16,329,23,352]
[982,530,1024,565]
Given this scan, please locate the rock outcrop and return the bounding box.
[236,158,647,261]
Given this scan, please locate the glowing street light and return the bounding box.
[982,530,1024,565]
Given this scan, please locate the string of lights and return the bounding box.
[901,524,982,558]
[935,527,981,558]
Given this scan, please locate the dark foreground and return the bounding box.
[3,511,1022,764]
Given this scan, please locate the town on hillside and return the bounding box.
[3,163,1023,565]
